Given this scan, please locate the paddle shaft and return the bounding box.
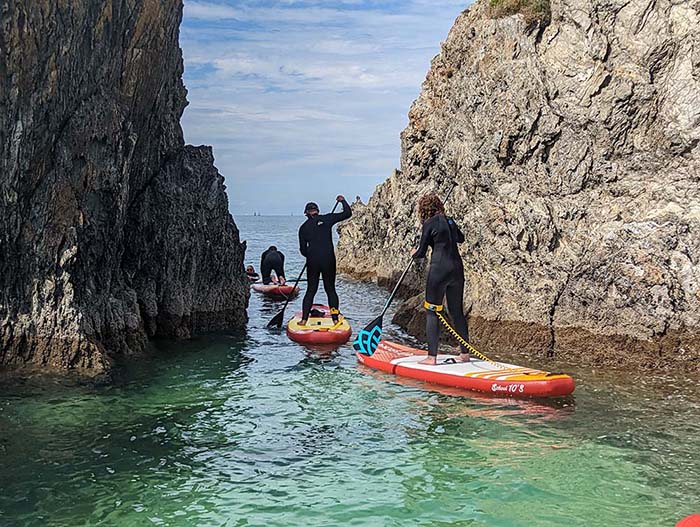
[268,199,341,327]
[378,183,457,318]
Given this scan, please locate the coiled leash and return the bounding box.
[423,301,507,370]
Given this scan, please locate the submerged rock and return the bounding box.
[0,1,249,373]
[338,0,700,371]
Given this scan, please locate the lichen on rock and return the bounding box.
[0,0,249,373]
[337,0,700,371]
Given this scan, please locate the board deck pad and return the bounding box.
[357,340,575,398]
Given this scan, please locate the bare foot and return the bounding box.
[459,353,471,362]
[418,356,437,365]
[298,319,307,326]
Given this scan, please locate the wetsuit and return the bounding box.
[260,249,285,285]
[246,271,260,283]
[413,213,469,357]
[298,199,352,320]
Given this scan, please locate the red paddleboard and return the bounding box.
[287,304,351,345]
[357,340,575,398]
[677,515,700,527]
[251,283,299,299]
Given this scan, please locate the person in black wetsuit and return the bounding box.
[411,192,470,365]
[246,265,260,283]
[298,196,352,324]
[260,246,286,285]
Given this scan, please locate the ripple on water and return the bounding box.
[1,216,699,527]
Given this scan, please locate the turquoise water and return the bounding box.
[1,216,698,527]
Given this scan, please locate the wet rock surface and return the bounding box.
[338,0,700,371]
[0,1,248,373]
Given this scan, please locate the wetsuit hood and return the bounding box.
[304,202,319,215]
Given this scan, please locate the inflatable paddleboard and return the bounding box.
[251,283,299,299]
[677,515,700,527]
[357,340,575,398]
[287,304,352,345]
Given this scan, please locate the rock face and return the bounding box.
[338,0,700,370]
[0,1,249,373]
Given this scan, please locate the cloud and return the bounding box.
[180,0,470,214]
[187,102,360,123]
[184,1,238,19]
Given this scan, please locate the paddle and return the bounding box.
[267,200,341,329]
[353,183,457,355]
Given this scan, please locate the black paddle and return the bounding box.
[267,200,341,329]
[353,184,457,355]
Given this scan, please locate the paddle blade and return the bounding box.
[267,309,285,329]
[353,315,383,355]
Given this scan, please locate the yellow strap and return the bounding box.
[434,310,507,369]
[423,301,444,312]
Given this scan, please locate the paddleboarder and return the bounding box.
[246,265,260,283]
[298,195,352,325]
[260,246,286,285]
[411,192,470,365]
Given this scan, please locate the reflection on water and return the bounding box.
[0,216,698,527]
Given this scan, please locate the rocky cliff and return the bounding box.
[338,0,700,370]
[0,1,248,373]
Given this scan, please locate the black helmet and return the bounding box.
[304,202,319,214]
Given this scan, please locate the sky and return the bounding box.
[180,0,468,215]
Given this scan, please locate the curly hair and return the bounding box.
[417,192,445,222]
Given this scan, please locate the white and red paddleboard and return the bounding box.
[357,340,575,398]
[251,283,299,299]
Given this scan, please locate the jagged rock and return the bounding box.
[338,0,700,371]
[0,0,248,373]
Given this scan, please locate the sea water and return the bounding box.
[1,216,698,527]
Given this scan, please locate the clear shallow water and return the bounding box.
[1,216,699,527]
